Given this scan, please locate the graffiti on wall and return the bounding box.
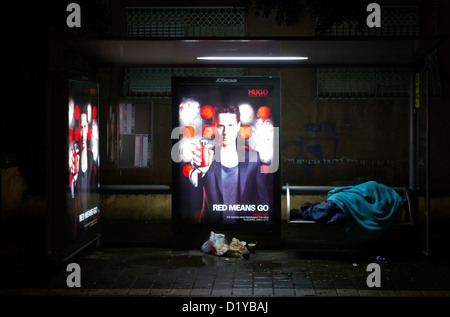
[282,121,407,179]
[282,121,339,177]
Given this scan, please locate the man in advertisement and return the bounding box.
[188,103,273,224]
[68,101,99,240]
[74,105,96,220]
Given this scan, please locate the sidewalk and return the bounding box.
[2,246,450,298]
[1,220,449,299]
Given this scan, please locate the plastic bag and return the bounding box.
[201,231,228,256]
[201,240,211,253]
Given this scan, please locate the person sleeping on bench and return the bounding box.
[289,181,403,243]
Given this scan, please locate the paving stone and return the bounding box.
[2,246,450,300]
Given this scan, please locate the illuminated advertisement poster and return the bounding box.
[67,80,100,252]
[172,77,280,232]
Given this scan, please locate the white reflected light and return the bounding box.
[179,99,200,126]
[197,56,308,61]
[87,104,92,123]
[238,103,254,124]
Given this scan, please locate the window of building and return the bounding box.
[126,6,245,38]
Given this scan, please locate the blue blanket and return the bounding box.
[327,181,403,243]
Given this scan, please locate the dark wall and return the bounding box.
[281,98,409,187]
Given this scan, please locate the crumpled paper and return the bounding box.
[226,237,248,258]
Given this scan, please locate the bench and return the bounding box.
[283,183,414,225]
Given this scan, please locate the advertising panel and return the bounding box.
[66,80,100,254]
[172,77,280,238]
